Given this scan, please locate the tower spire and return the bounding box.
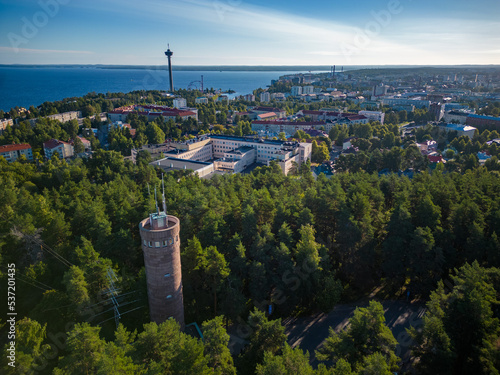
[154,186,159,214]
[162,174,167,215]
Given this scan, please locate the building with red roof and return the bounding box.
[257,112,277,120]
[251,106,287,118]
[0,143,33,162]
[428,155,445,164]
[70,136,92,152]
[43,139,74,159]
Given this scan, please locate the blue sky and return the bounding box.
[0,0,499,65]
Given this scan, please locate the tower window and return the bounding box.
[143,240,147,246]
[148,241,152,248]
[162,240,168,247]
[164,273,171,277]
[155,241,160,248]
[166,295,172,299]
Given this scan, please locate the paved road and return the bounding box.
[283,300,426,366]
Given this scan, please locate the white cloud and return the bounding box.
[0,46,94,54]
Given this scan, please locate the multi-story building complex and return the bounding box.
[252,120,332,134]
[382,98,430,110]
[429,103,445,121]
[437,124,477,139]
[271,93,286,101]
[299,110,368,125]
[173,98,187,108]
[153,134,311,176]
[443,110,470,124]
[28,111,82,127]
[0,143,33,162]
[372,83,389,97]
[291,86,303,96]
[217,95,229,104]
[195,97,209,104]
[302,86,314,94]
[358,110,385,124]
[0,118,14,134]
[260,92,271,103]
[466,114,500,130]
[444,103,471,112]
[43,139,74,159]
[242,94,255,102]
[108,105,198,122]
[70,136,92,152]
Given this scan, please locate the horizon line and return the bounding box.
[1,63,500,67]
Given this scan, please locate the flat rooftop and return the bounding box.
[211,134,299,147]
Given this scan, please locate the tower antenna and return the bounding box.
[154,186,159,214]
[162,174,167,215]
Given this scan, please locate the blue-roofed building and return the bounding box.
[437,123,477,139]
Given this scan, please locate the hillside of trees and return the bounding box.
[1,143,500,373]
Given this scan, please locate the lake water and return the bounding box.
[0,67,329,111]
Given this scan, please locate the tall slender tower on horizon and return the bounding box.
[164,44,174,93]
[139,180,184,329]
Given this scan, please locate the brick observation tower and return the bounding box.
[139,180,184,329]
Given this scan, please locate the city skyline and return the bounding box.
[0,0,499,66]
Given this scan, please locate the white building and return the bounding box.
[195,97,209,104]
[443,110,469,124]
[251,120,332,135]
[152,158,215,178]
[373,83,389,97]
[43,139,74,159]
[217,95,229,104]
[163,134,311,175]
[173,98,187,108]
[437,123,477,139]
[260,92,271,102]
[382,98,430,110]
[214,146,256,174]
[291,86,303,96]
[29,111,81,127]
[243,94,255,102]
[271,93,285,101]
[302,86,314,94]
[0,118,14,134]
[359,110,385,124]
[0,143,33,162]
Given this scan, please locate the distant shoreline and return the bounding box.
[1,64,499,72]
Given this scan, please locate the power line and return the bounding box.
[0,266,54,291]
[12,274,50,292]
[83,290,139,311]
[11,228,73,268]
[96,306,145,326]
